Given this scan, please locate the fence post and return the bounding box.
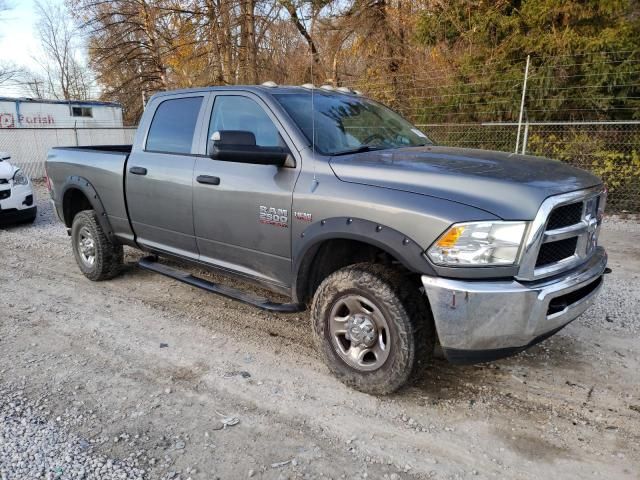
[73,120,79,146]
[515,55,530,153]
[521,122,529,155]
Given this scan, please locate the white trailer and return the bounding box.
[0,97,123,129]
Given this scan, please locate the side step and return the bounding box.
[137,256,304,313]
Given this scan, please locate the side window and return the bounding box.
[146,96,203,154]
[71,106,92,117]
[208,96,283,150]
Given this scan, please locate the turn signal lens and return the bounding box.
[435,225,465,248]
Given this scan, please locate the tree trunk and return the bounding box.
[247,0,257,83]
[140,0,167,89]
[279,0,321,81]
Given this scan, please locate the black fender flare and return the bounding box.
[60,176,115,240]
[291,217,436,302]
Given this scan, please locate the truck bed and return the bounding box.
[46,145,134,242]
[53,144,133,154]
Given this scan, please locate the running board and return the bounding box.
[137,256,304,313]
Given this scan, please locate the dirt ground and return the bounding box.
[1,182,639,480]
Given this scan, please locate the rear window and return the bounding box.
[146,96,203,154]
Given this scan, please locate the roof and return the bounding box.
[0,97,122,108]
[151,84,361,100]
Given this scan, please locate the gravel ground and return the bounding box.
[0,384,145,480]
[0,182,638,479]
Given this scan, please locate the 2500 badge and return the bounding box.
[259,206,288,228]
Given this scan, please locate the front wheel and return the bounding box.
[71,210,123,281]
[311,263,434,395]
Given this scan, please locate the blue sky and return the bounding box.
[0,0,66,96]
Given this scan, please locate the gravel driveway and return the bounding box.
[1,182,639,479]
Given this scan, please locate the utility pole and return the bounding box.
[515,55,530,154]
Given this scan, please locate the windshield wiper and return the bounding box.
[331,144,387,156]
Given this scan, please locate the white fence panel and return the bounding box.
[0,127,136,179]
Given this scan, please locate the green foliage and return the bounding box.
[414,0,640,122]
[526,131,640,212]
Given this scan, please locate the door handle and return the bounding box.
[196,175,221,186]
[129,166,147,175]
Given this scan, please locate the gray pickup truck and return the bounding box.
[46,84,608,394]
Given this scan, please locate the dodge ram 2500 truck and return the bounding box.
[46,84,608,394]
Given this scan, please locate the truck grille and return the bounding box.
[517,187,606,281]
[0,189,10,200]
[546,202,583,230]
[536,237,578,267]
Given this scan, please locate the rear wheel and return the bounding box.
[311,263,434,395]
[71,210,123,281]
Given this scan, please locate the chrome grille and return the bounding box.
[546,202,583,230]
[536,237,578,267]
[517,186,606,281]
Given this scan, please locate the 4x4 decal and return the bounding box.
[294,211,312,222]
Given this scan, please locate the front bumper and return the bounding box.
[0,183,36,225]
[422,247,607,364]
[0,205,37,225]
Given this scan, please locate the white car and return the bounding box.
[0,151,36,225]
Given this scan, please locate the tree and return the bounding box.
[34,0,93,100]
[76,0,295,122]
[69,0,640,124]
[0,64,22,88]
[414,0,640,121]
[278,0,322,78]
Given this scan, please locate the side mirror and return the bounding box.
[209,130,292,167]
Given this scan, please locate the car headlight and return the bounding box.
[12,169,28,186]
[427,221,527,267]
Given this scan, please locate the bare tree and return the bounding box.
[34,0,92,99]
[69,0,440,123]
[0,64,23,87]
[278,0,322,78]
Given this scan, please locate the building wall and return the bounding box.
[0,99,123,128]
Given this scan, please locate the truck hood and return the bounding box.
[329,146,602,219]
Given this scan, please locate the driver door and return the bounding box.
[192,93,300,288]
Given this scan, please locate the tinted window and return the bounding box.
[146,96,203,154]
[208,96,283,149]
[274,93,430,155]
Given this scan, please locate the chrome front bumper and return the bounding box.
[422,247,607,364]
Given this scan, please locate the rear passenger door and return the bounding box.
[192,93,300,287]
[126,94,206,258]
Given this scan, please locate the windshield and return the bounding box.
[274,92,432,155]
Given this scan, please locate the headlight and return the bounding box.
[427,221,527,266]
[12,169,28,186]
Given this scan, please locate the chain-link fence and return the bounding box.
[0,127,136,178]
[419,121,640,212]
[0,121,637,212]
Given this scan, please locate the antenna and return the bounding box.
[311,51,317,184]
